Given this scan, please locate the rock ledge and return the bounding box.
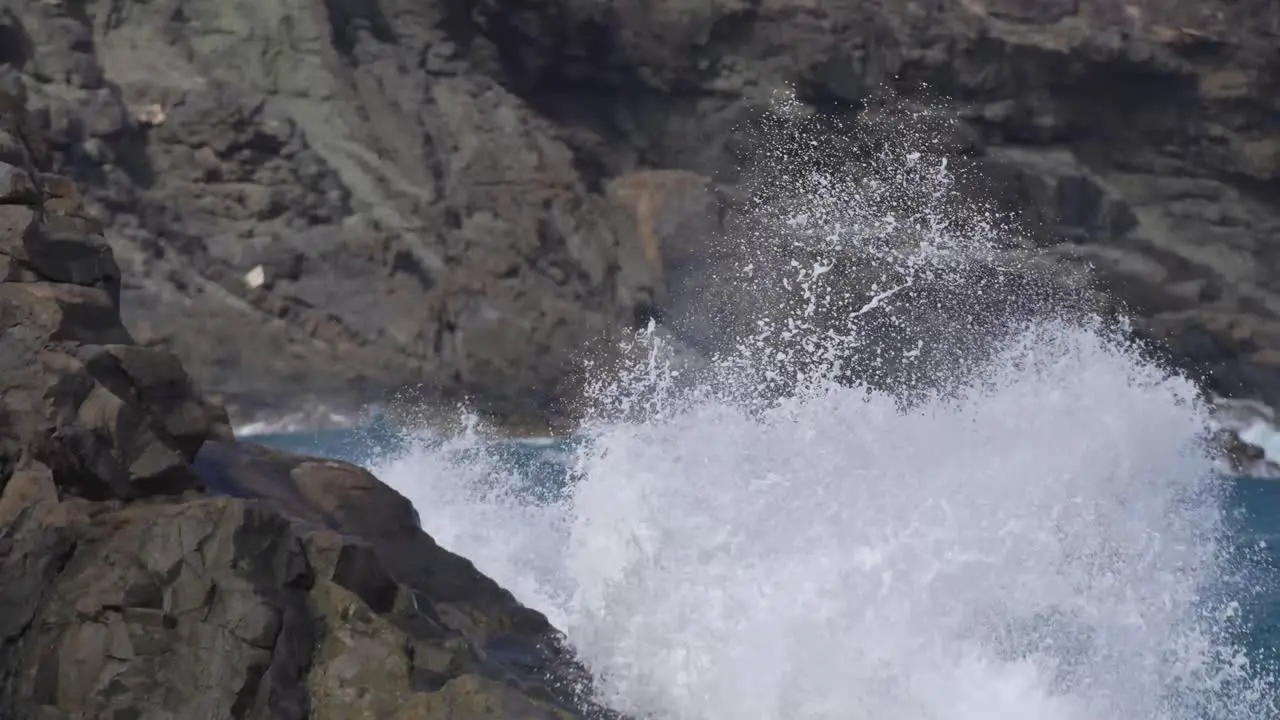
[0,91,611,720]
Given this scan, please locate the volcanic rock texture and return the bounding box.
[0,92,611,719]
[0,0,1277,424]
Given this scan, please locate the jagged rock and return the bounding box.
[0,487,602,720]
[193,440,609,708]
[0,92,614,720]
[0,102,208,501]
[1,0,1278,426]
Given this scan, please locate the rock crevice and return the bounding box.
[0,92,612,720]
[4,0,1279,427]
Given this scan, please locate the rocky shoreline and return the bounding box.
[0,92,614,719]
[0,0,1277,429]
[2,0,1279,709]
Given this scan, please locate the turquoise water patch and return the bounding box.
[240,422,1280,718]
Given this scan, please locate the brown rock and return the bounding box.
[605,170,730,348]
[0,438,618,719]
[195,441,616,717]
[0,160,37,203]
[1,499,315,719]
[0,71,616,720]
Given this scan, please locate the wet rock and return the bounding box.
[1220,429,1270,475]
[0,446,611,718]
[0,93,615,719]
[1212,396,1280,477]
[605,170,727,341]
[190,440,616,718]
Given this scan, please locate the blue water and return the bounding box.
[247,418,579,502]
[1224,479,1280,674]
[246,419,1280,686]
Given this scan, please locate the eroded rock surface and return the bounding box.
[1,0,1277,425]
[0,92,612,720]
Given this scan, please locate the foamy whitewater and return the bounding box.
[368,94,1278,719]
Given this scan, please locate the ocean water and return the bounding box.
[248,380,1280,720]
[246,96,1280,718]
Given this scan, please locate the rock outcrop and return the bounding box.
[0,0,1277,425]
[0,92,610,719]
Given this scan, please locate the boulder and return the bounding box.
[0,478,606,719]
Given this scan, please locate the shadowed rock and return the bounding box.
[0,91,616,720]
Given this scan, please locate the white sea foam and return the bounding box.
[232,403,366,436]
[370,93,1276,719]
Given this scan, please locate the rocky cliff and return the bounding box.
[0,0,1277,426]
[0,91,612,719]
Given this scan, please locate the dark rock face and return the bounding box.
[0,0,1277,422]
[0,475,606,719]
[0,94,217,502]
[0,93,612,720]
[0,2,667,426]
